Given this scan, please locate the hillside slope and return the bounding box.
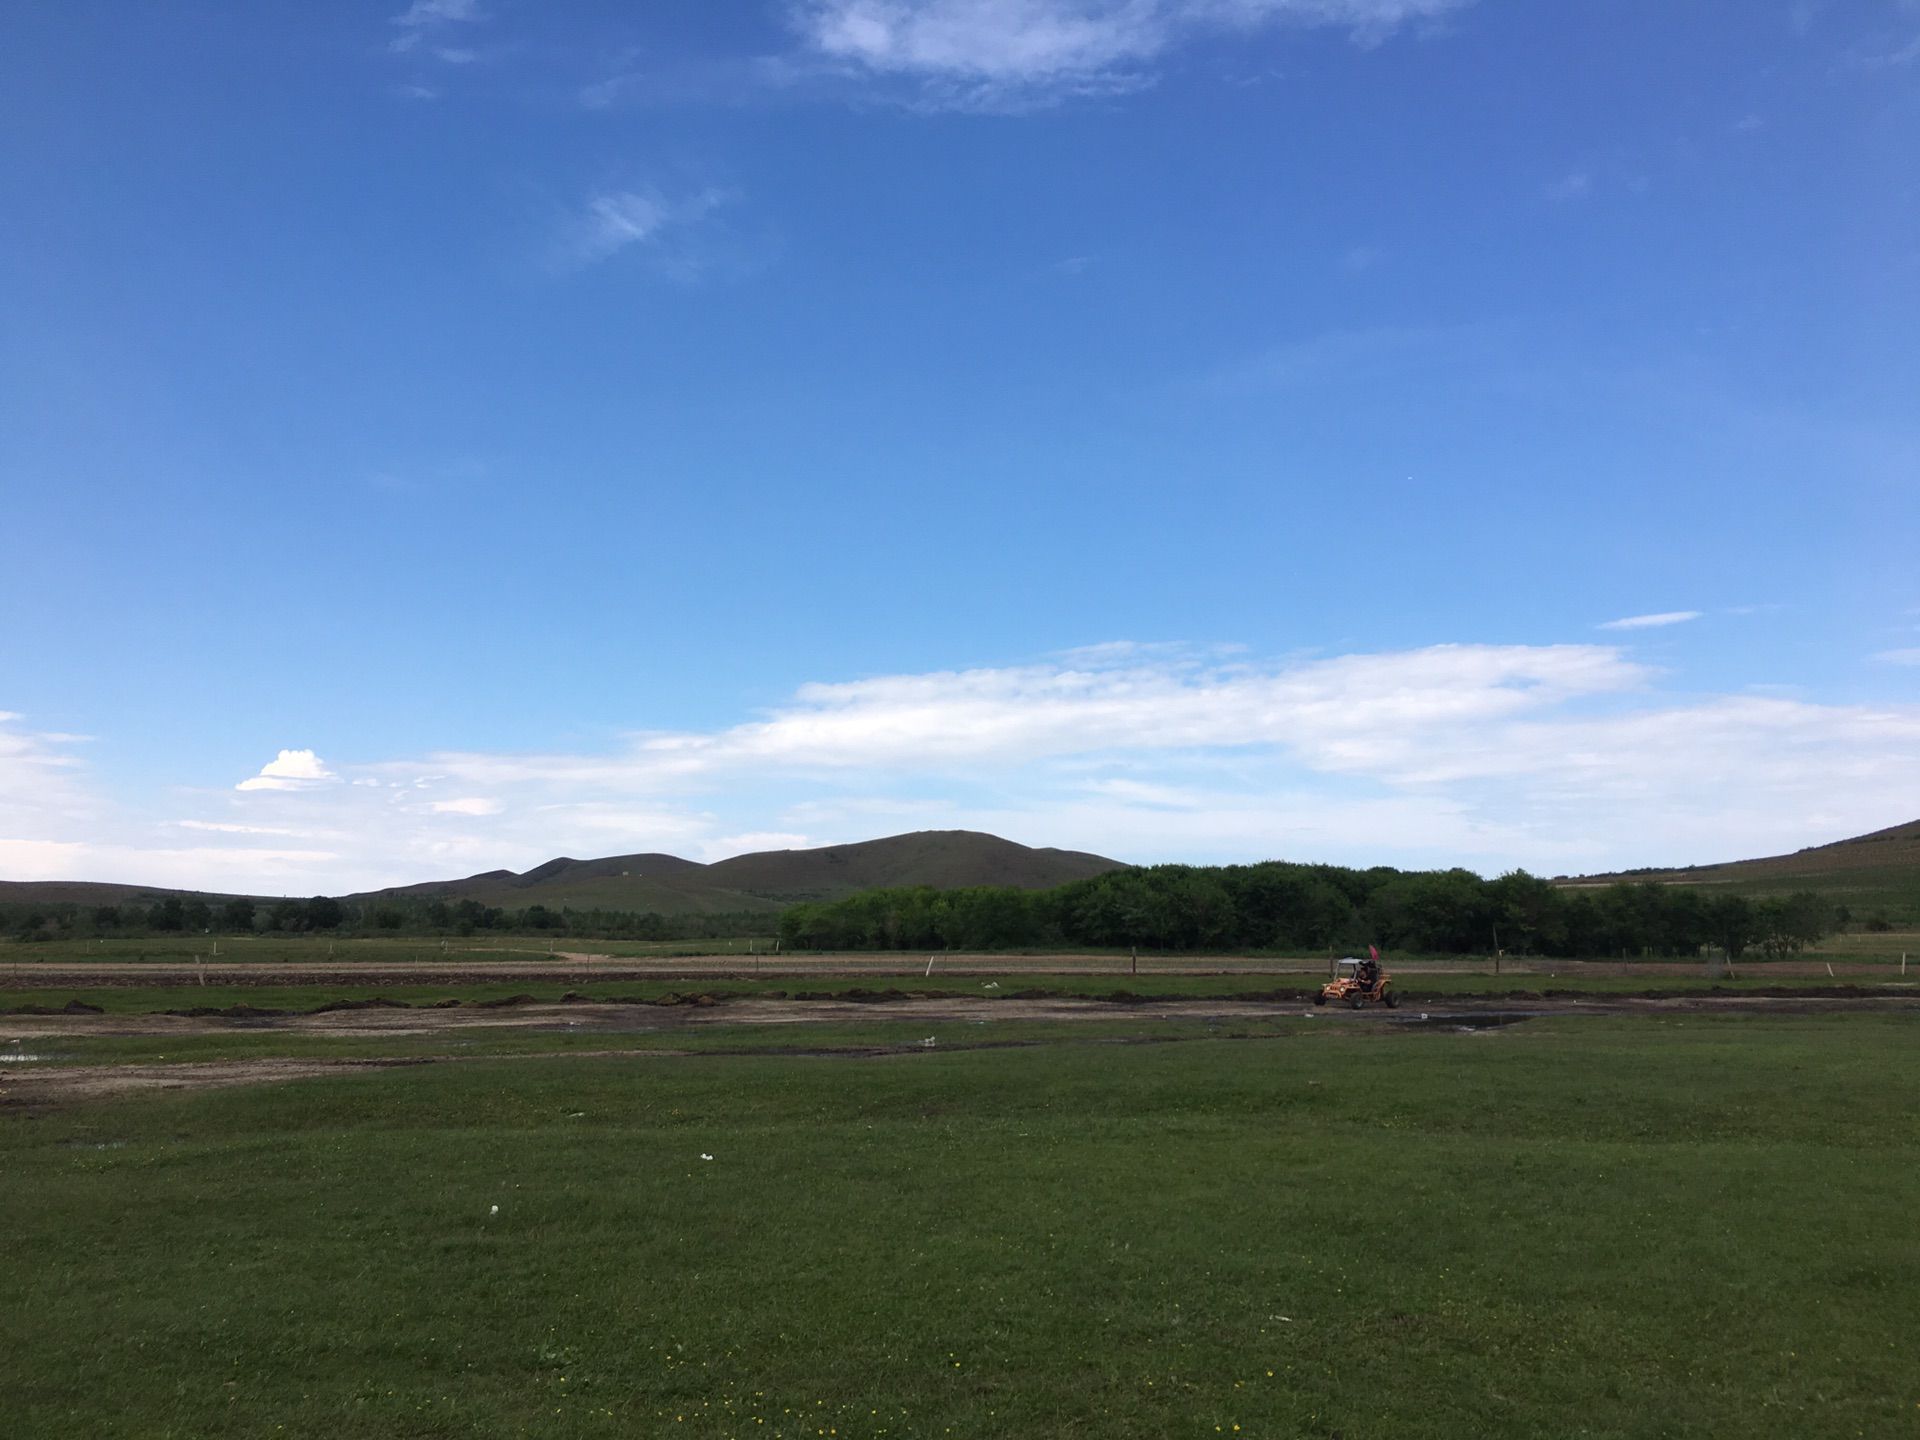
[1566,818,1920,918]
[702,830,1124,902]
[0,831,1124,914]
[350,831,1126,913]
[0,880,244,907]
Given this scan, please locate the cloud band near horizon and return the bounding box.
[4,638,1919,894]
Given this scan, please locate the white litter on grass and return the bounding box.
[921,1036,937,1047]
[700,1153,714,1162]
[489,1205,499,1217]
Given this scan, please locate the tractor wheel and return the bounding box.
[1384,991,1400,1009]
[1314,993,1327,1006]
[1347,995,1364,1010]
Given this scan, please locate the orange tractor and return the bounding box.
[1317,955,1398,1009]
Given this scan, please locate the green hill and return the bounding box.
[1,831,1126,917]
[1565,818,1920,923]
[350,830,1126,914]
[701,830,1121,902]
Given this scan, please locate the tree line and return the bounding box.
[776,862,1844,960]
[0,895,770,944]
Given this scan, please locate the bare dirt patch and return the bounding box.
[3,991,1914,1109]
[0,1056,427,1106]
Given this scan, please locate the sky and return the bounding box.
[1,0,1917,895]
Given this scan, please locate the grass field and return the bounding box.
[5,925,1917,971]
[4,1003,1917,1438]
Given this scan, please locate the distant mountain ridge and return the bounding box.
[10,818,1916,916]
[350,831,1124,913]
[0,831,1126,914]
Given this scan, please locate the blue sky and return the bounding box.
[2,0,1917,893]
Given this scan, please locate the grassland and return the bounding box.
[5,922,1917,970]
[3,1001,1917,1438]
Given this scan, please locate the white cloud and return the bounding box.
[1199,323,1494,394]
[788,0,1474,109]
[558,187,735,273]
[235,748,337,793]
[429,797,503,816]
[175,820,311,837]
[390,0,481,55]
[394,0,481,24]
[1543,170,1593,202]
[404,644,1646,793]
[1597,611,1702,631]
[1872,647,1920,666]
[14,640,1920,891]
[0,713,90,833]
[1849,32,1920,69]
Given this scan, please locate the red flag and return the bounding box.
[1369,945,1379,961]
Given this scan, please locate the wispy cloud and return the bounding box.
[1598,611,1702,632]
[556,187,736,275]
[0,713,89,828]
[1872,647,1920,666]
[387,0,488,86]
[785,0,1478,111]
[1199,322,1495,395]
[16,637,1920,891]
[1543,170,1593,202]
[390,0,481,52]
[1846,31,1920,69]
[175,820,312,837]
[430,797,502,816]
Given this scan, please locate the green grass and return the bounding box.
[6,926,1917,969]
[0,1015,1271,1068]
[3,1013,1917,1437]
[1588,865,1920,925]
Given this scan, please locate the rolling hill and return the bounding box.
[351,830,1124,913]
[1565,818,1920,920]
[0,831,1126,915]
